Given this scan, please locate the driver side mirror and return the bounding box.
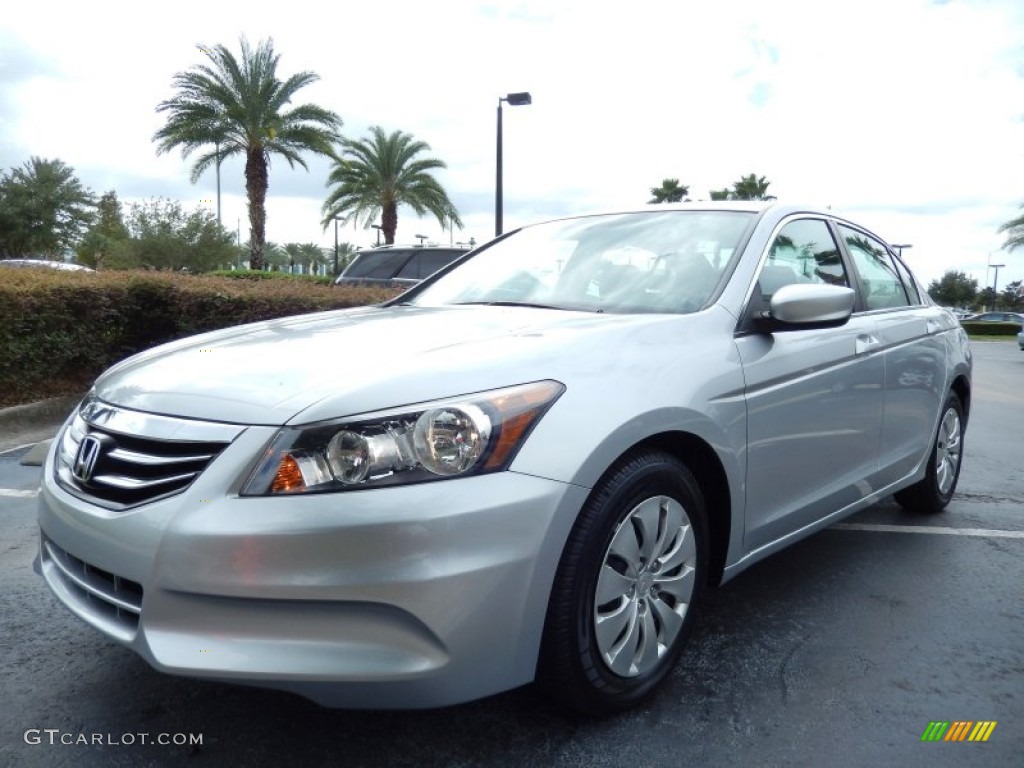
[757,283,856,331]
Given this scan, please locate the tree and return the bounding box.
[117,198,236,272]
[1000,280,1024,311]
[283,242,303,273]
[648,178,689,204]
[321,126,462,245]
[298,242,326,274]
[0,157,95,258]
[153,37,342,270]
[709,188,732,201]
[78,191,130,269]
[730,173,775,201]
[997,203,1024,252]
[976,286,996,311]
[927,270,978,308]
[257,241,286,271]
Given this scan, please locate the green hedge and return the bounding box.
[0,269,402,407]
[960,321,1022,337]
[207,269,334,285]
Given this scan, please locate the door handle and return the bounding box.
[855,334,880,356]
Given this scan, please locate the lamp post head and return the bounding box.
[502,91,532,106]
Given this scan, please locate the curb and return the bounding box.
[0,394,83,435]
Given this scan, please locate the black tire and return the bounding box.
[894,391,965,514]
[538,451,707,715]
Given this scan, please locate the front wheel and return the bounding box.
[895,392,965,514]
[538,451,707,714]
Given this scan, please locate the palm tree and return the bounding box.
[153,37,342,270]
[283,242,303,273]
[298,242,326,275]
[997,203,1024,252]
[258,241,286,271]
[730,173,776,201]
[648,178,689,204]
[709,188,732,201]
[0,157,95,258]
[321,126,462,245]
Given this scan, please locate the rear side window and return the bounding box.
[344,251,413,279]
[839,226,910,310]
[892,256,922,304]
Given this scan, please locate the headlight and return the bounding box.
[241,380,564,495]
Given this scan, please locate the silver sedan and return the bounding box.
[36,203,971,713]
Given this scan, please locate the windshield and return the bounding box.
[408,210,755,313]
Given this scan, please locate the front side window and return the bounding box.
[409,211,755,314]
[754,218,849,303]
[839,226,910,310]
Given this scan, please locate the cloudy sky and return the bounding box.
[3,0,1023,289]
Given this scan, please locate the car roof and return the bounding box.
[355,244,469,253]
[516,201,891,247]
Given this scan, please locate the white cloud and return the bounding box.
[2,0,1023,287]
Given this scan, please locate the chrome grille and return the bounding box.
[40,531,143,641]
[55,396,244,509]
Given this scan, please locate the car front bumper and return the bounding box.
[36,425,587,708]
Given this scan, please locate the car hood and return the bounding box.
[94,304,702,425]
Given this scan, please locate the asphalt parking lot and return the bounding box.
[0,342,1021,768]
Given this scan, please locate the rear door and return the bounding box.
[836,224,947,487]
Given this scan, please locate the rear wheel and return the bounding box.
[895,392,964,514]
[538,451,707,714]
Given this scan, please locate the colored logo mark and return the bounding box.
[921,721,997,742]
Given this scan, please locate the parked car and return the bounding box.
[961,311,1024,327]
[37,202,971,714]
[943,307,973,320]
[0,258,94,271]
[334,244,469,288]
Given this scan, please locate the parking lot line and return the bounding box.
[0,488,39,498]
[832,522,1024,539]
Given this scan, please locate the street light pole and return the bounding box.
[495,91,532,238]
[991,262,1005,308]
[986,253,1005,311]
[334,217,340,277]
[371,224,383,246]
[891,243,912,259]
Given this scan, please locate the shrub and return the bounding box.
[208,269,333,285]
[960,321,1021,337]
[0,269,402,406]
